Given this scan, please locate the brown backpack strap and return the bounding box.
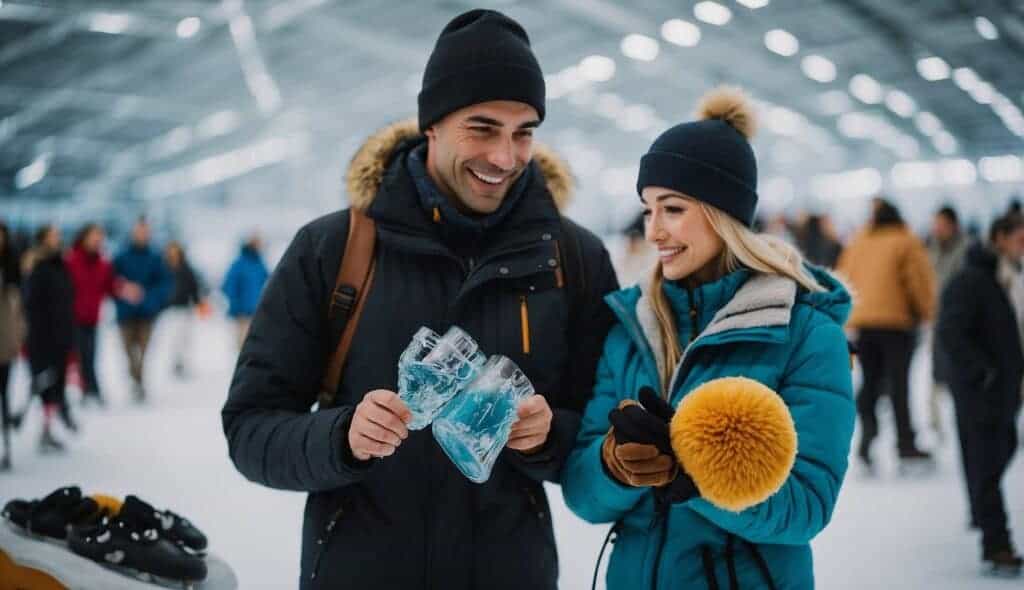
[318,208,377,408]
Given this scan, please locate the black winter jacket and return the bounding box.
[222,121,619,589]
[23,251,75,369]
[937,243,1024,423]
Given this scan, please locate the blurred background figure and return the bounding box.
[837,199,937,472]
[925,206,969,441]
[794,214,843,268]
[611,211,656,287]
[65,223,116,407]
[164,241,204,380]
[937,213,1024,577]
[221,234,268,348]
[0,222,23,471]
[113,218,171,402]
[21,225,75,453]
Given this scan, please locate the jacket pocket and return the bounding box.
[309,504,346,586]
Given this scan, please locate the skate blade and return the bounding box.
[99,562,202,589]
[982,564,1022,579]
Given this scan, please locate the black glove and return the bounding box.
[609,387,699,505]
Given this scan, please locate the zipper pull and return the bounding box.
[519,295,531,355]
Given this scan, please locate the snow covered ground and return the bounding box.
[1,313,1021,589]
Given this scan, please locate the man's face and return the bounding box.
[1002,227,1024,262]
[131,223,150,245]
[424,100,540,215]
[931,215,955,241]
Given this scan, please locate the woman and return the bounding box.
[836,199,936,470]
[22,225,75,453]
[562,88,856,589]
[164,241,203,379]
[65,223,116,405]
[0,222,23,470]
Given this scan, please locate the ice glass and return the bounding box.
[432,355,536,483]
[397,326,486,430]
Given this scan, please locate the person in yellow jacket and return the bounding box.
[837,199,937,471]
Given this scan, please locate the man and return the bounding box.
[221,233,269,348]
[221,9,618,589]
[925,206,969,440]
[937,213,1024,577]
[113,218,171,402]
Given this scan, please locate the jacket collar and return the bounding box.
[608,265,850,394]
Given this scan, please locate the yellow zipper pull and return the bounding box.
[519,295,531,354]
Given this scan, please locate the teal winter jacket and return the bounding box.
[562,267,855,590]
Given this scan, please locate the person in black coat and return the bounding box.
[22,224,76,453]
[0,221,22,470]
[221,9,619,589]
[937,213,1024,576]
[164,241,204,379]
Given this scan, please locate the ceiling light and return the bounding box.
[933,131,957,155]
[914,112,942,136]
[737,0,770,7]
[952,67,979,91]
[764,29,798,56]
[849,74,883,104]
[979,155,1022,182]
[818,90,852,115]
[837,112,873,138]
[885,90,916,117]
[621,34,660,61]
[176,17,201,39]
[940,159,977,185]
[801,55,836,83]
[975,16,999,40]
[197,110,241,139]
[89,13,132,35]
[891,161,936,190]
[661,19,701,47]
[766,107,804,136]
[578,55,616,82]
[694,1,732,26]
[916,56,950,81]
[14,154,50,190]
[969,82,994,104]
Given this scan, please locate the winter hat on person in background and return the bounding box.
[637,86,759,227]
[418,9,546,131]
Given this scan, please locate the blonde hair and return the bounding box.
[648,201,824,392]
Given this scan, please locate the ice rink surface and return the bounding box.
[2,313,1021,589]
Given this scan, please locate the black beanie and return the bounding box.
[637,87,759,227]
[418,9,546,131]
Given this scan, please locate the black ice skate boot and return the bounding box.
[2,486,109,543]
[68,495,207,588]
[129,495,208,556]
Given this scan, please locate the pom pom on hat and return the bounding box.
[696,85,757,140]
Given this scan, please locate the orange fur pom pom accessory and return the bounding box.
[670,377,797,512]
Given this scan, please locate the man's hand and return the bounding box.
[117,281,144,304]
[348,389,411,461]
[507,394,553,453]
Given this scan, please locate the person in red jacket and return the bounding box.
[65,223,141,406]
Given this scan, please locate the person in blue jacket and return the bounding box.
[562,87,856,590]
[221,234,269,347]
[113,218,172,402]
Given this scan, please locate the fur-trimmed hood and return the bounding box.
[344,119,574,212]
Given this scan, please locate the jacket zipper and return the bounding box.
[519,295,531,354]
[310,505,345,583]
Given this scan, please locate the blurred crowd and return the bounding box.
[2,196,1022,569]
[0,217,269,467]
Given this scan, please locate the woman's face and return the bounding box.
[641,186,725,283]
[44,227,61,251]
